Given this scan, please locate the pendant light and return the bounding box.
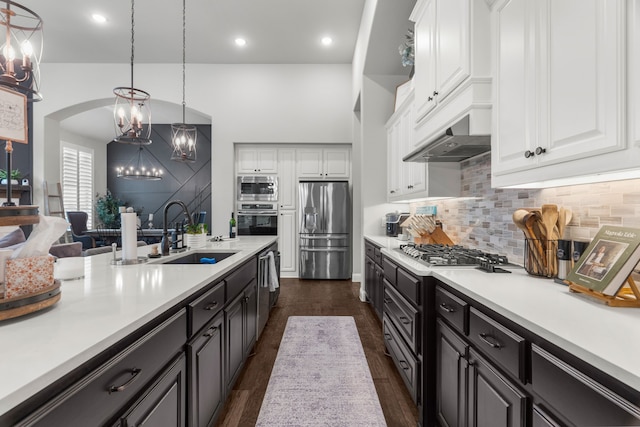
[170,0,197,162]
[0,1,43,101]
[113,0,152,144]
[116,146,163,180]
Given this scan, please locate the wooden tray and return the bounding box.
[0,280,61,321]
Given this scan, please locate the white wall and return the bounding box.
[33,63,353,238]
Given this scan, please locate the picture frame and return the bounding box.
[0,87,27,144]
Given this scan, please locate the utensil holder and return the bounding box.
[525,239,558,278]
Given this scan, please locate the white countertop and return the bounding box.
[365,235,640,393]
[0,236,276,418]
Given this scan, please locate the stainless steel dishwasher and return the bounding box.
[257,246,279,340]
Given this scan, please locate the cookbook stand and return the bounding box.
[567,276,640,308]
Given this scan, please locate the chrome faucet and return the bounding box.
[161,200,193,256]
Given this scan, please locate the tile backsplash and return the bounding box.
[411,153,640,265]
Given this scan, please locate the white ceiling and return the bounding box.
[33,0,366,64]
[29,0,413,142]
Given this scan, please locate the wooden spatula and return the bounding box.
[541,204,559,277]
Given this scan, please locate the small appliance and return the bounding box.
[237,176,278,201]
[386,212,409,237]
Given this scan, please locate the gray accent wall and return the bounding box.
[107,124,212,231]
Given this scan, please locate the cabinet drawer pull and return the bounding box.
[384,333,393,341]
[535,146,547,155]
[204,301,219,311]
[204,326,218,337]
[109,368,142,393]
[399,360,410,370]
[524,150,535,158]
[439,303,455,313]
[399,316,411,325]
[383,298,392,304]
[478,333,502,349]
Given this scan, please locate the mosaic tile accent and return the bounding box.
[256,316,387,427]
[411,153,640,266]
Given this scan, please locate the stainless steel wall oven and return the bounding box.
[237,202,278,236]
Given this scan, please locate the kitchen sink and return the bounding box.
[161,251,238,265]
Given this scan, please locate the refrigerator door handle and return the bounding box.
[300,247,349,253]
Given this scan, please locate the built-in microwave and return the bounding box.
[237,176,278,201]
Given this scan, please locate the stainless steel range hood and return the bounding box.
[403,115,490,162]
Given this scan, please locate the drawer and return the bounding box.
[531,344,640,426]
[435,287,468,335]
[226,257,257,301]
[22,309,187,427]
[365,241,375,260]
[382,257,397,285]
[396,267,420,306]
[373,247,382,265]
[468,307,526,383]
[188,280,225,337]
[384,285,420,354]
[383,316,419,404]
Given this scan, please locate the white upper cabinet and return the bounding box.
[413,0,471,121]
[236,148,278,174]
[631,1,640,152]
[492,0,632,187]
[297,147,350,179]
[387,93,460,202]
[410,0,491,148]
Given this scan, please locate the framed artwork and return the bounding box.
[0,87,27,143]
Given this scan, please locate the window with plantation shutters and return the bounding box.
[61,143,94,229]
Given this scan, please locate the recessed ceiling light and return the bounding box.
[321,36,333,46]
[235,38,247,47]
[92,13,107,24]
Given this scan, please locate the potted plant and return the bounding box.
[95,190,123,228]
[0,169,21,185]
[185,223,208,249]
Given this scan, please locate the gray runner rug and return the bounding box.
[256,316,387,426]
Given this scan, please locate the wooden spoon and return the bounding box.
[541,204,559,277]
[513,209,545,274]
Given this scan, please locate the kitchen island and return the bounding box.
[0,236,276,426]
[365,235,640,426]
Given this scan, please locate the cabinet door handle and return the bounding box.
[384,333,393,341]
[399,316,411,325]
[109,368,142,393]
[427,96,433,101]
[204,301,219,311]
[478,333,502,349]
[433,90,439,96]
[535,146,547,155]
[244,296,250,302]
[524,150,535,158]
[439,303,455,313]
[204,326,218,337]
[384,298,393,304]
[399,360,410,370]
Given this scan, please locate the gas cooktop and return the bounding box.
[397,243,516,273]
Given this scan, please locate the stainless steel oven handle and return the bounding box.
[300,247,349,252]
[299,235,348,239]
[237,211,278,215]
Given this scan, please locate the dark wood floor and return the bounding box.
[215,278,419,427]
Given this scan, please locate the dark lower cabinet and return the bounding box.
[467,348,528,427]
[532,405,562,427]
[188,312,225,427]
[436,319,467,427]
[118,353,187,427]
[364,240,384,320]
[531,344,640,426]
[225,279,258,393]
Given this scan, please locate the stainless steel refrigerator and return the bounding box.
[299,181,351,279]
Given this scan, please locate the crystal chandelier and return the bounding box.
[0,1,43,101]
[113,0,151,144]
[116,146,163,180]
[170,0,196,162]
